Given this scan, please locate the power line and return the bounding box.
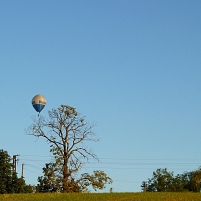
[20,154,54,158]
[19,155,201,161]
[87,162,201,166]
[24,167,41,175]
[98,157,201,161]
[82,166,197,170]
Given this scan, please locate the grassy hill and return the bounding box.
[1,192,201,201]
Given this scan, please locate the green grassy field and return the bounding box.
[1,192,201,201]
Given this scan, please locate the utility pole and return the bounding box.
[13,155,19,173]
[144,181,146,192]
[21,163,24,178]
[141,181,147,192]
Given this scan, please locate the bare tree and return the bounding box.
[26,105,99,192]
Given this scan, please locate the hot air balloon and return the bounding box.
[32,94,46,114]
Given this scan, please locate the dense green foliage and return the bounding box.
[36,165,112,193]
[145,168,186,192]
[0,150,33,194]
[78,170,113,191]
[144,168,201,192]
[1,192,201,201]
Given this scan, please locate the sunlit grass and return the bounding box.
[1,192,201,201]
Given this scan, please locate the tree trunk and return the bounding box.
[62,149,68,192]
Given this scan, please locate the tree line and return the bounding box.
[142,167,201,192]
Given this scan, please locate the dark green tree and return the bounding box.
[146,168,187,192]
[27,105,112,192]
[0,150,12,194]
[0,149,33,193]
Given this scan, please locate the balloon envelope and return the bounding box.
[32,94,46,113]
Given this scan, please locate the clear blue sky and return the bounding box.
[1,0,201,192]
